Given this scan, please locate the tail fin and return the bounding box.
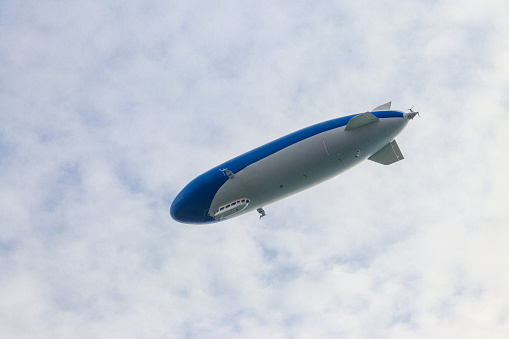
[372,102,391,111]
[368,140,404,165]
[344,112,379,131]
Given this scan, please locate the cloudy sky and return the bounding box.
[1,0,508,338]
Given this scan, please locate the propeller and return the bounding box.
[407,107,420,119]
[408,106,421,118]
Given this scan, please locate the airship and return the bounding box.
[171,102,417,224]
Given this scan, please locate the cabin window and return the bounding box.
[246,200,249,203]
[226,204,230,208]
[232,202,236,206]
[220,207,224,211]
[241,199,245,203]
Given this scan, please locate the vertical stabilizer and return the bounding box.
[372,102,391,111]
[368,139,404,165]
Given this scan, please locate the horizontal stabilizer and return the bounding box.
[372,102,391,111]
[368,140,404,165]
[344,112,379,131]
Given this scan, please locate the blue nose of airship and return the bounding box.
[170,170,223,224]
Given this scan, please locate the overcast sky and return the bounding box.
[1,0,508,338]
